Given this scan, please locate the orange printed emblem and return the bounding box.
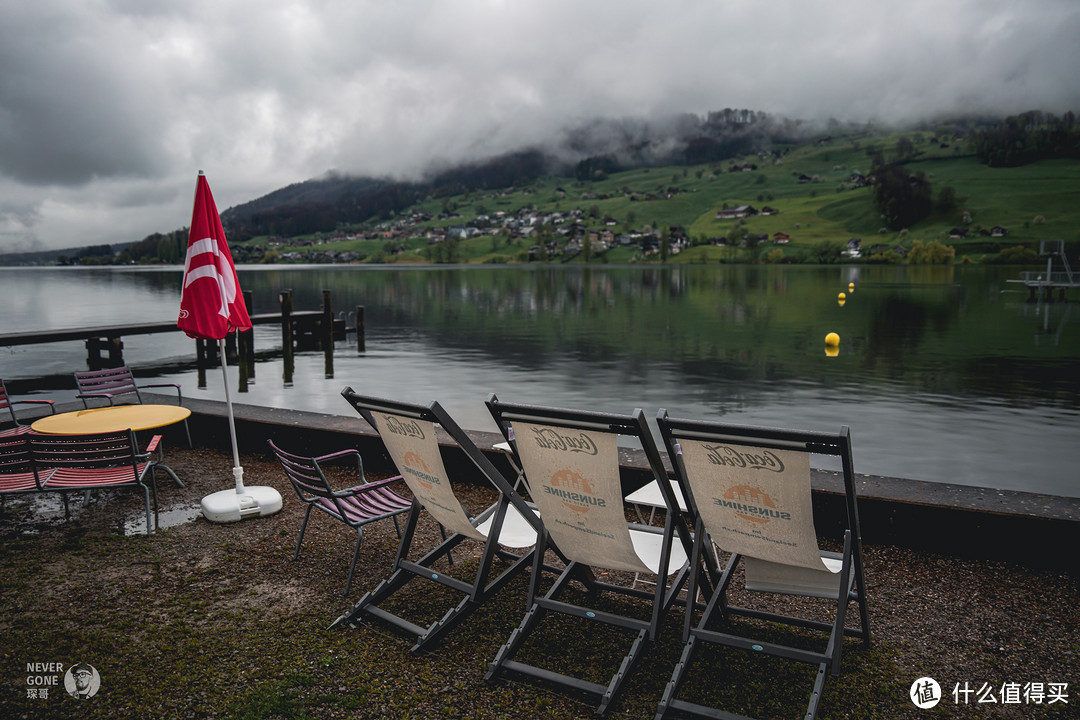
[722,485,778,524]
[548,468,596,516]
[403,451,433,489]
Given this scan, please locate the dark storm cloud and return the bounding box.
[0,0,1077,251]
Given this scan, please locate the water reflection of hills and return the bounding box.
[232,264,1077,407]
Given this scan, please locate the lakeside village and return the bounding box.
[259,198,879,266]
[263,198,715,264]
[255,176,1007,266]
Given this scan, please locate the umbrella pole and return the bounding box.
[198,336,282,523]
[218,337,245,493]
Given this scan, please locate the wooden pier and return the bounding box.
[0,290,366,370]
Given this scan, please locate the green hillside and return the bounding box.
[252,128,1079,266]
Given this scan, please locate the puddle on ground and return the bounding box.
[1,491,202,536]
[122,504,204,536]
[6,493,70,532]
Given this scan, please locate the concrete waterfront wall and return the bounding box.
[160,394,1080,572]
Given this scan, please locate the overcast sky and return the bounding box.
[1,0,1078,253]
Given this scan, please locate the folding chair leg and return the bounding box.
[829,534,855,676]
[486,602,546,682]
[806,663,828,720]
[655,635,699,720]
[344,529,363,597]
[293,505,316,560]
[601,628,649,714]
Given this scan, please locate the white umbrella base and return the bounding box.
[201,486,283,523]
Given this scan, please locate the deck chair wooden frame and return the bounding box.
[484,394,697,715]
[654,412,871,720]
[74,366,192,448]
[332,386,546,653]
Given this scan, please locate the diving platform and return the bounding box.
[1006,239,1078,301]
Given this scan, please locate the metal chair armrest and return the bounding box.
[137,435,165,465]
[314,448,374,487]
[313,448,361,464]
[75,392,117,406]
[139,383,183,404]
[336,474,405,498]
[12,399,56,417]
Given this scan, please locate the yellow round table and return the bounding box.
[31,405,192,435]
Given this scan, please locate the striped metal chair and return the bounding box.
[0,431,47,498]
[0,378,55,437]
[30,429,163,536]
[73,366,191,447]
[269,440,413,596]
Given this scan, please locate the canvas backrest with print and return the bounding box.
[372,411,486,542]
[511,421,653,575]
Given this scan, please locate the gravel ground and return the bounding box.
[1,445,1077,719]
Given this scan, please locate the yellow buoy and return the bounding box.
[848,282,855,292]
[825,332,840,346]
[838,292,846,300]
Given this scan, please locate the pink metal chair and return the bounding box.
[31,429,164,536]
[269,440,413,596]
[73,367,191,447]
[0,378,55,437]
[0,431,47,497]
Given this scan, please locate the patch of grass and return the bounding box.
[225,677,316,720]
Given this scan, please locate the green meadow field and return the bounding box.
[255,130,1080,265]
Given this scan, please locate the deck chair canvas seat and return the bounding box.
[484,395,696,715]
[332,387,545,653]
[74,366,192,448]
[654,412,871,720]
[268,441,413,597]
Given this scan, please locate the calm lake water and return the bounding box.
[1,264,1077,497]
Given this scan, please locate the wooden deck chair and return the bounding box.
[74,366,192,448]
[0,378,55,437]
[653,411,871,720]
[268,441,413,597]
[331,386,545,653]
[30,429,164,537]
[484,395,696,715]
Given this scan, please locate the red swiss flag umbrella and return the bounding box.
[178,171,281,523]
[178,171,251,339]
